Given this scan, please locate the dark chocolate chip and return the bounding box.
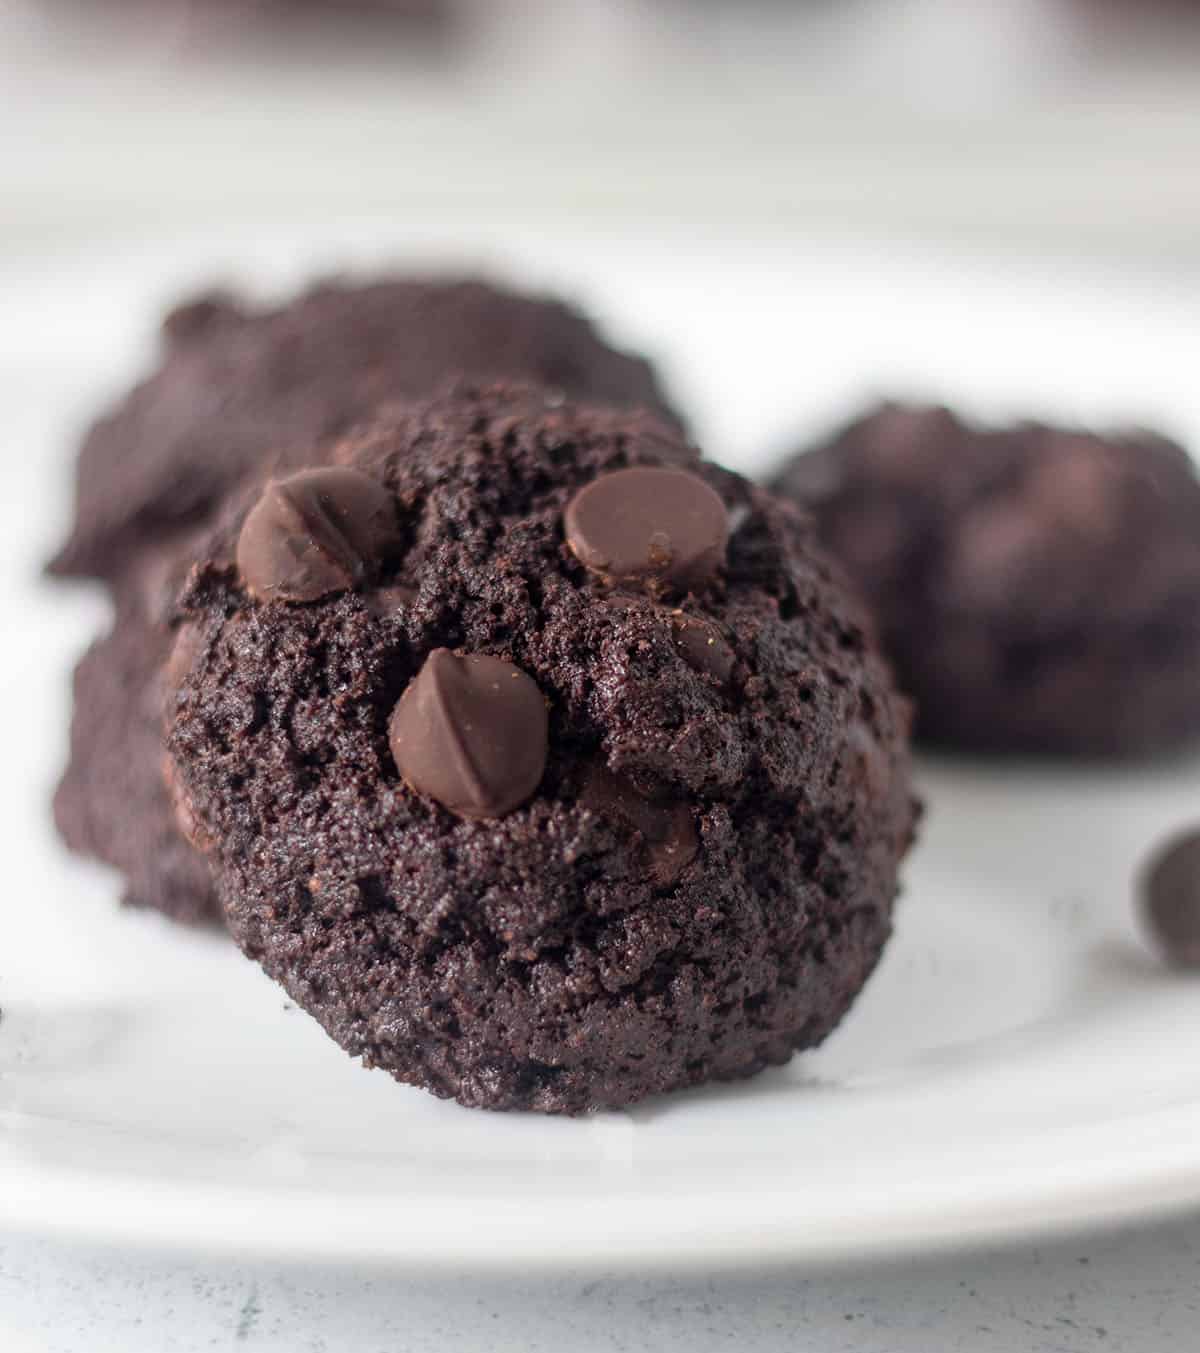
[564,467,728,591]
[580,763,698,885]
[670,611,735,684]
[1141,827,1200,968]
[389,649,548,819]
[161,291,242,345]
[237,467,401,603]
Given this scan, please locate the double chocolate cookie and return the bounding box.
[51,277,682,925]
[772,402,1200,757]
[164,382,917,1112]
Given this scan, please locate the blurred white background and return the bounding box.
[3,0,1200,255]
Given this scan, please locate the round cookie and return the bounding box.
[771,402,1200,758]
[51,277,680,927]
[166,383,917,1113]
[49,275,681,583]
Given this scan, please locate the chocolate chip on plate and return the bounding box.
[564,466,728,591]
[389,649,548,819]
[1140,827,1200,968]
[237,467,401,603]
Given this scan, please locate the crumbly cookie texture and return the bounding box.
[772,402,1200,758]
[166,383,917,1113]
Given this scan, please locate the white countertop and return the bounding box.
[3,1214,1197,1352]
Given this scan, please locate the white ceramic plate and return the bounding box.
[4,219,1200,1271]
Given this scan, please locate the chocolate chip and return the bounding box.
[580,763,698,885]
[1140,827,1200,968]
[389,649,548,819]
[670,612,735,684]
[237,467,401,603]
[161,291,242,345]
[564,466,728,591]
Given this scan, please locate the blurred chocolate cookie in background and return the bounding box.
[772,402,1200,759]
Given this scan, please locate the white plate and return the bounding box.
[4,219,1200,1271]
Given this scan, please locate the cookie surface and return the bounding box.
[50,276,680,582]
[54,588,218,924]
[166,383,917,1112]
[52,277,680,925]
[772,403,1200,757]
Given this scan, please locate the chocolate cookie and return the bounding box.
[165,383,917,1112]
[51,278,680,925]
[771,402,1200,758]
[49,276,680,583]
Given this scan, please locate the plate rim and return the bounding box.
[5,1106,1200,1272]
